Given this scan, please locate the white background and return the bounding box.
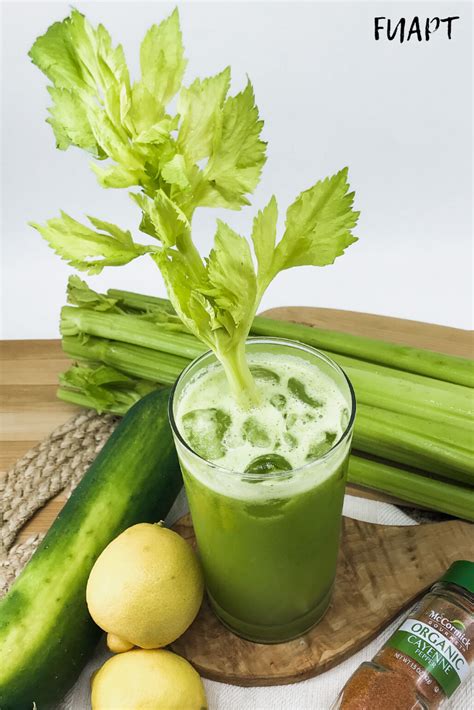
[1,0,472,339]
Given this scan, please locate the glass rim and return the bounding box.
[168,336,356,479]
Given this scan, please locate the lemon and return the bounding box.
[106,633,134,653]
[86,523,204,649]
[91,648,207,710]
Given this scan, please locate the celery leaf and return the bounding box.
[201,81,267,209]
[46,87,104,157]
[30,213,153,274]
[66,10,131,127]
[29,9,154,188]
[67,276,121,312]
[251,196,278,291]
[59,362,156,414]
[125,82,166,138]
[30,8,266,208]
[140,8,187,106]
[178,68,231,163]
[152,250,216,349]
[150,219,258,354]
[131,191,190,247]
[161,154,190,189]
[90,163,144,189]
[273,167,359,272]
[134,116,179,145]
[29,9,131,144]
[28,13,91,92]
[206,221,257,333]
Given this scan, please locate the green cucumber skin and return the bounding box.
[0,388,182,709]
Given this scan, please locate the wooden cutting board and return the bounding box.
[1,308,472,545]
[170,514,474,686]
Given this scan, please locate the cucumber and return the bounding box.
[0,387,182,709]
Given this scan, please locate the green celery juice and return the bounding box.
[171,339,355,643]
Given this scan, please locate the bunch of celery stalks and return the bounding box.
[59,277,474,521]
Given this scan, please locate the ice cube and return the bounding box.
[283,432,298,450]
[286,412,315,431]
[287,377,323,408]
[286,413,297,430]
[245,453,291,474]
[242,417,271,448]
[306,431,338,461]
[270,393,287,411]
[182,408,231,460]
[250,365,280,384]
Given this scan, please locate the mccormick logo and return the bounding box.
[428,610,470,649]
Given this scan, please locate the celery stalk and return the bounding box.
[57,388,130,415]
[354,407,473,484]
[337,355,473,427]
[61,306,205,361]
[107,289,174,315]
[348,455,474,522]
[62,336,187,384]
[251,315,474,388]
[57,361,158,414]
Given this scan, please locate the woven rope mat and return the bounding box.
[0,411,119,597]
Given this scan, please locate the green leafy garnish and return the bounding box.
[30,212,155,274]
[58,362,157,414]
[253,169,358,295]
[147,167,358,403]
[66,275,121,313]
[28,8,265,211]
[29,8,359,405]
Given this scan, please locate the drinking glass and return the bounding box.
[169,338,356,643]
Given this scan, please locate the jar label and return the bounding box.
[388,617,470,697]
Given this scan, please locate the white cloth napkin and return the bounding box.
[63,493,473,710]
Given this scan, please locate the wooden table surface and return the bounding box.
[1,307,472,543]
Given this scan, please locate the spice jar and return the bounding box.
[333,560,474,710]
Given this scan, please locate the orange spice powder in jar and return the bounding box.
[333,561,474,710]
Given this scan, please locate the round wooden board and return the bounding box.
[170,514,474,686]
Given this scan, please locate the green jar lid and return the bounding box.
[439,560,474,595]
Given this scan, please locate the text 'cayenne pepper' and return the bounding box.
[333,560,474,709]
